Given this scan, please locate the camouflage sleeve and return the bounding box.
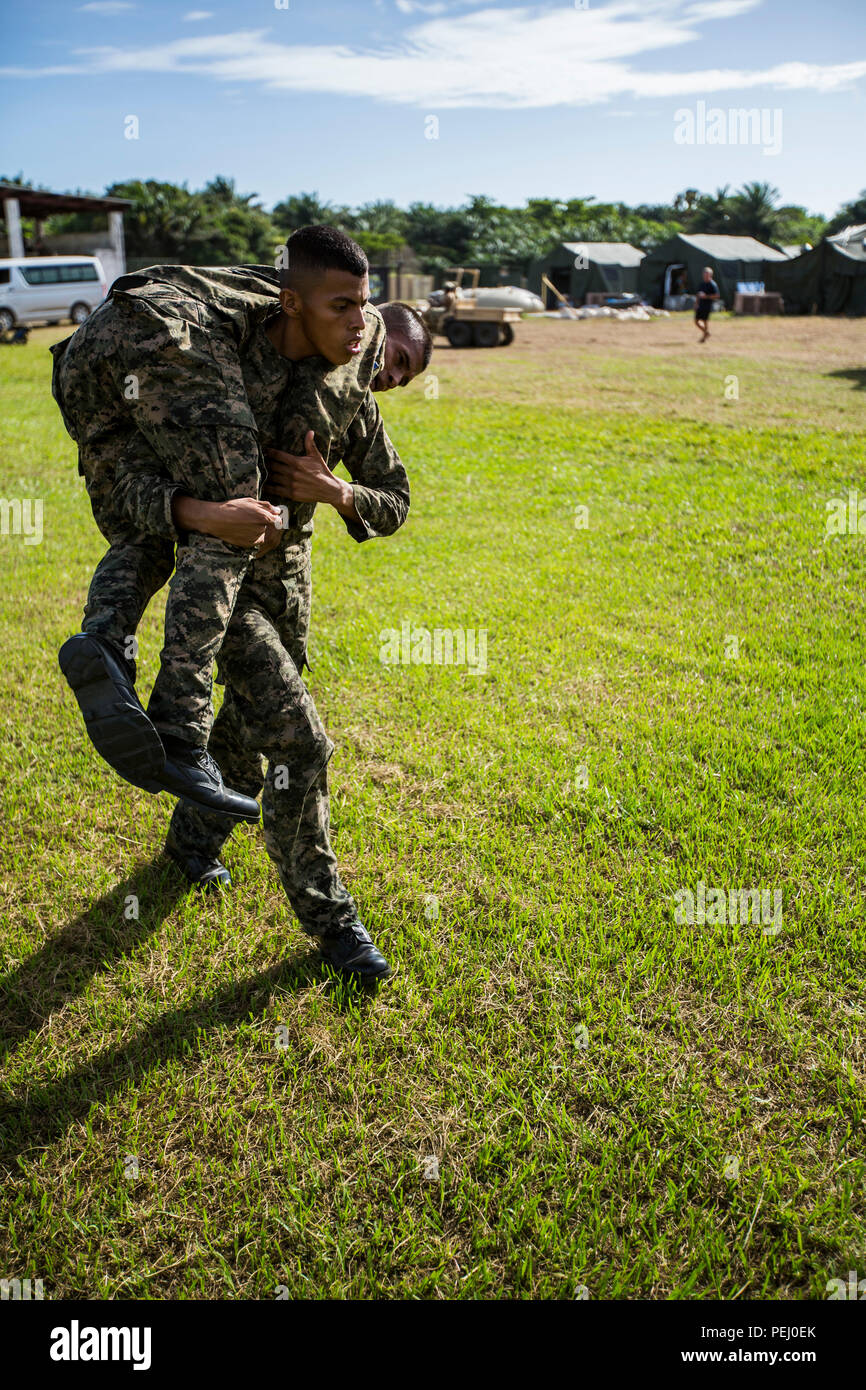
[336,393,410,542]
[111,431,183,541]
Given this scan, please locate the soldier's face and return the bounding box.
[283,269,370,366]
[373,330,426,391]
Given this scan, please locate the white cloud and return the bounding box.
[183,9,214,18]
[8,2,866,108]
[78,2,135,12]
[395,0,448,13]
[683,1,756,18]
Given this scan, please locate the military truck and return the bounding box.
[418,268,523,347]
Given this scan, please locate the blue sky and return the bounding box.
[1,0,863,216]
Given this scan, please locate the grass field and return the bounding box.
[1,314,864,1300]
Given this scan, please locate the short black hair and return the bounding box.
[380,301,434,369]
[279,224,368,289]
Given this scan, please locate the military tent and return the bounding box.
[638,233,788,309]
[530,242,645,306]
[762,226,866,314]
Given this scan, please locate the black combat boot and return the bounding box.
[165,832,231,890]
[60,631,261,820]
[59,631,165,791]
[157,736,261,822]
[317,922,392,983]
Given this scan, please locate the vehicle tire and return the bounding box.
[0,308,15,333]
[473,322,500,348]
[499,323,515,346]
[70,302,91,325]
[445,319,473,348]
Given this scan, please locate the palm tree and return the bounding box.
[106,180,207,260]
[690,186,732,233]
[272,192,350,232]
[728,183,781,241]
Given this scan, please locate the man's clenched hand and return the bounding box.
[253,521,284,557]
[204,497,284,547]
[172,494,284,547]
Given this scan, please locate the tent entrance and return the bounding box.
[545,268,572,307]
[663,263,694,311]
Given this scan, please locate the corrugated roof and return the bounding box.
[678,233,789,262]
[561,242,645,266]
[0,183,132,215]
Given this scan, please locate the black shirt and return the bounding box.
[695,279,719,315]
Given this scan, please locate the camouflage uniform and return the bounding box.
[165,361,409,934]
[54,266,410,938]
[168,553,352,933]
[51,266,292,741]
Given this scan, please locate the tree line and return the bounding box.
[5,174,865,274]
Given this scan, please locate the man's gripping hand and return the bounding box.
[252,520,284,557]
[264,431,359,521]
[171,495,283,547]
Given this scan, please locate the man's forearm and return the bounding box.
[171,494,223,536]
[330,477,361,524]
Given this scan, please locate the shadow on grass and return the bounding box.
[0,871,385,1160]
[825,368,866,391]
[0,856,188,1064]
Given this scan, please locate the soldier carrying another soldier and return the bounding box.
[52,226,431,980]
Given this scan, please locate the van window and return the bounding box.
[62,265,99,282]
[19,263,99,285]
[0,269,10,285]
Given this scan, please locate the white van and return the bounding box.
[0,256,108,331]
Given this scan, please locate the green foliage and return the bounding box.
[678,183,827,248]
[271,190,352,232]
[95,177,280,266]
[5,173,857,274]
[826,189,866,235]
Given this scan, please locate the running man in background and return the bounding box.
[695,266,720,343]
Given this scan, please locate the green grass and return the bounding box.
[0,323,864,1299]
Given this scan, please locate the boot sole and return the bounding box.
[321,954,395,984]
[59,634,165,792]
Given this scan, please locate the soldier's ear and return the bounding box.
[279,287,303,318]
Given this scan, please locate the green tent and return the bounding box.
[762,226,866,314]
[639,233,789,309]
[530,242,645,306]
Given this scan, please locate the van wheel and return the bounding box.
[70,302,91,325]
[0,309,15,333]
